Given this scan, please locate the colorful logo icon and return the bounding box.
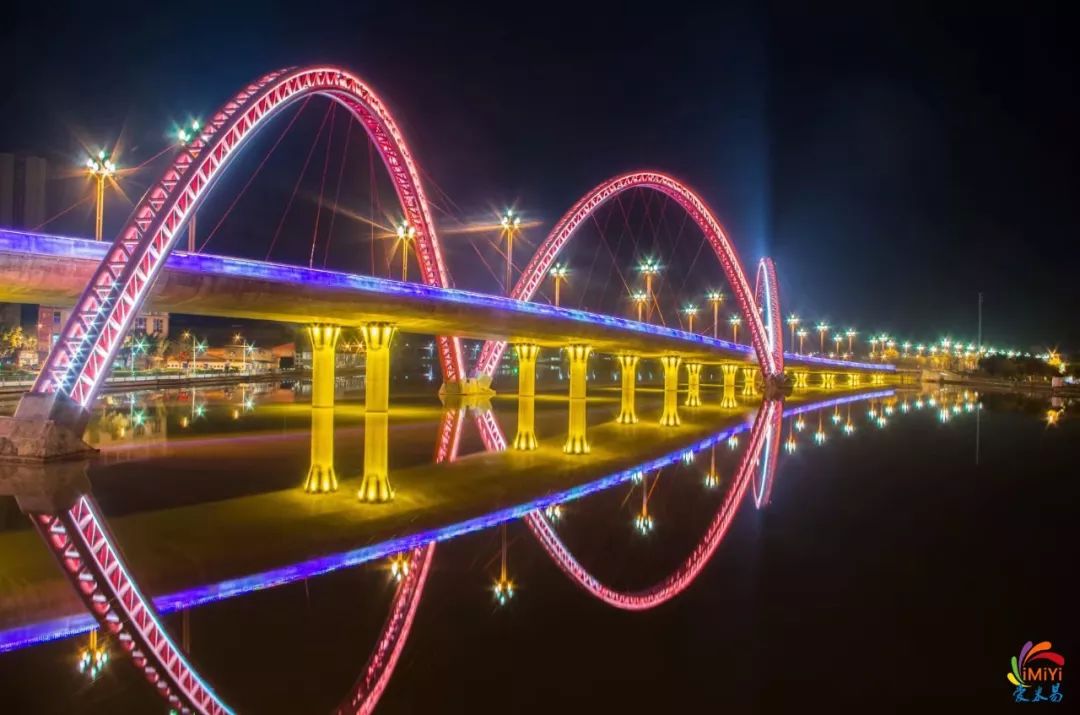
[1009,641,1065,703]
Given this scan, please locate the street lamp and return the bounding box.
[549,262,569,307]
[833,334,842,356]
[637,258,661,323]
[683,304,699,333]
[729,314,742,344]
[787,315,800,353]
[870,335,879,359]
[706,290,725,338]
[846,328,857,354]
[85,150,117,241]
[816,322,829,355]
[181,331,205,376]
[501,210,522,295]
[631,290,648,322]
[396,220,416,282]
[797,328,808,355]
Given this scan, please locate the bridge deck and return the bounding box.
[0,230,890,373]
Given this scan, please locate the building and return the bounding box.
[37,306,170,362]
[0,153,47,229]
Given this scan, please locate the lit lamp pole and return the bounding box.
[816,322,829,355]
[85,150,117,241]
[729,314,742,344]
[182,331,204,376]
[549,262,569,307]
[396,220,416,282]
[833,334,842,357]
[846,328,857,355]
[706,290,725,338]
[176,120,202,251]
[797,328,808,355]
[870,336,879,359]
[637,258,661,323]
[683,304,699,333]
[787,315,800,352]
[501,210,521,295]
[631,290,648,322]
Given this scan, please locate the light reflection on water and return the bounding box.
[0,385,1074,713]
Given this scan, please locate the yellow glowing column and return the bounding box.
[563,345,592,454]
[659,356,682,426]
[685,363,702,407]
[307,324,341,409]
[359,323,396,503]
[793,370,809,389]
[616,354,640,424]
[847,372,858,387]
[720,363,738,408]
[821,372,835,390]
[741,366,758,397]
[513,344,539,450]
[304,406,337,493]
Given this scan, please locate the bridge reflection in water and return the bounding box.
[0,386,988,714]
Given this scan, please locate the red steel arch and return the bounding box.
[522,400,781,611]
[31,66,466,416]
[472,172,781,379]
[755,257,785,374]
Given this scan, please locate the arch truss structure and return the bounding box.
[473,171,784,380]
[27,66,467,426]
[523,400,782,610]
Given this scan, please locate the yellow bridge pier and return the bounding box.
[684,363,702,407]
[616,354,640,424]
[741,366,758,397]
[563,345,591,454]
[513,344,539,450]
[659,356,682,426]
[793,370,809,390]
[308,324,341,409]
[305,324,340,494]
[358,323,396,503]
[720,363,739,408]
[304,406,337,493]
[821,372,836,390]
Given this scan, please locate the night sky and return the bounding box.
[4,3,1078,350]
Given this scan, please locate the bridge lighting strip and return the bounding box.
[0,389,892,654]
[0,229,891,372]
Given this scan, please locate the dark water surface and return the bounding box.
[1,384,1076,713]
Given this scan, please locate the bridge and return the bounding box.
[0,64,900,714]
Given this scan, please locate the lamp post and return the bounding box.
[729,314,742,344]
[816,322,829,355]
[501,210,521,295]
[396,220,416,282]
[683,304,699,333]
[182,331,204,376]
[637,258,661,323]
[631,290,648,322]
[706,290,725,338]
[797,328,807,355]
[85,150,117,241]
[549,262,569,307]
[176,120,202,251]
[846,328,856,354]
[787,315,800,353]
[833,334,842,357]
